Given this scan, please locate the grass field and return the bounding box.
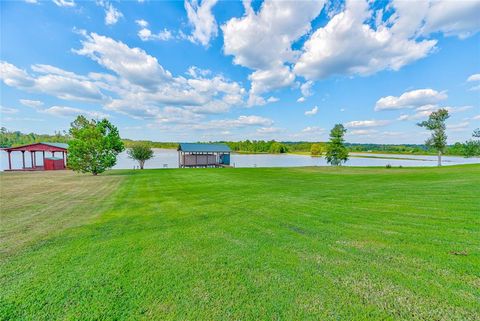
[1,166,479,320]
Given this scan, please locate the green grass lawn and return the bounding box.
[1,165,479,320]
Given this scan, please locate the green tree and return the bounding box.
[127,143,154,169]
[417,108,450,166]
[310,143,322,156]
[462,128,480,157]
[269,141,288,153]
[325,124,348,166]
[68,116,124,175]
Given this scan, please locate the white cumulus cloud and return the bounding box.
[136,19,148,28]
[3,32,248,126]
[0,61,105,102]
[305,106,319,116]
[301,126,325,133]
[74,32,173,89]
[222,0,325,105]
[345,120,391,128]
[375,89,447,111]
[467,73,480,82]
[52,0,75,7]
[42,106,110,119]
[248,64,295,104]
[257,127,283,134]
[138,28,173,41]
[349,129,378,136]
[294,0,437,80]
[421,0,480,39]
[97,1,123,26]
[135,19,174,42]
[467,73,480,91]
[398,104,472,121]
[184,0,218,46]
[73,32,247,121]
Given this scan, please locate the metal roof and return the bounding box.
[178,143,231,152]
[2,142,68,151]
[41,142,69,149]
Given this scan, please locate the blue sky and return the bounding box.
[1,0,479,143]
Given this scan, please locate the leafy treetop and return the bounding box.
[68,116,124,175]
[417,108,450,153]
[127,143,154,169]
[417,108,450,165]
[325,124,349,166]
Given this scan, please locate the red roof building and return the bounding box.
[2,142,68,171]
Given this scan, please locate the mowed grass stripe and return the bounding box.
[0,165,479,320]
[0,171,124,256]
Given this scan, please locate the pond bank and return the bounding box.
[2,148,479,171]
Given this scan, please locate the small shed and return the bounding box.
[2,142,68,171]
[178,143,231,168]
[44,157,66,170]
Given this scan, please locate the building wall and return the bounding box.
[181,153,219,167]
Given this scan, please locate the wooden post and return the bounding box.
[30,152,34,169]
[22,151,25,169]
[33,151,36,168]
[62,151,65,166]
[52,151,55,157]
[42,151,45,167]
[7,151,12,170]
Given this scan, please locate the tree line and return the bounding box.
[3,109,475,174]
[1,110,479,164]
[60,110,478,174]
[0,127,70,148]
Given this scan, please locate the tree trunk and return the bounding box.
[140,161,145,169]
[437,150,442,166]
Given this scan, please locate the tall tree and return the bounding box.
[127,143,154,169]
[417,108,450,166]
[68,116,124,175]
[325,124,348,166]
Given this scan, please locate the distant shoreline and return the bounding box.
[152,148,472,158]
[286,151,473,159]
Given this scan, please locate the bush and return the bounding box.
[127,143,154,169]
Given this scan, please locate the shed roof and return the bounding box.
[178,143,231,153]
[41,142,69,149]
[2,142,68,152]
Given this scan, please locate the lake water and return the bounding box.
[2,148,479,171]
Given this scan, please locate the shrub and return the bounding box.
[127,143,154,169]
